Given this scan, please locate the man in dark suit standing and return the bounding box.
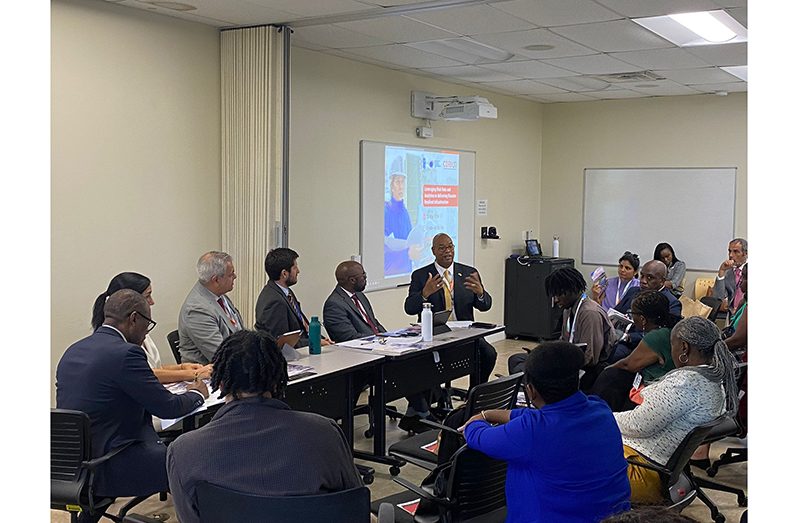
[400,233,497,432]
[167,330,362,523]
[56,290,208,519]
[323,260,386,342]
[255,247,330,348]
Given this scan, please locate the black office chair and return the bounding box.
[51,409,150,523]
[628,416,738,523]
[166,329,181,364]
[372,445,507,523]
[388,372,523,473]
[196,482,376,523]
[699,297,723,322]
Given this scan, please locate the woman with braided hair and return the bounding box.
[167,330,362,523]
[590,290,681,411]
[614,316,738,503]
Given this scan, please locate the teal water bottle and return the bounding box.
[309,316,322,354]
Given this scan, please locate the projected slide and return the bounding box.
[361,141,475,292]
[384,146,460,278]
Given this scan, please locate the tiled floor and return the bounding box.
[52,338,747,523]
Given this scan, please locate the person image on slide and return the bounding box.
[384,155,422,276]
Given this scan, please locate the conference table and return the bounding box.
[159,323,503,473]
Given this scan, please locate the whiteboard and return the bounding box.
[582,168,736,271]
[360,141,475,292]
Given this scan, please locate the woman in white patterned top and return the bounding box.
[614,316,738,503]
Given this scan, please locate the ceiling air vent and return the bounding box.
[589,71,665,84]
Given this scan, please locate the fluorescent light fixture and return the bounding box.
[408,38,513,64]
[721,65,747,81]
[633,10,747,47]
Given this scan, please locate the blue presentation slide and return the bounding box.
[383,145,460,278]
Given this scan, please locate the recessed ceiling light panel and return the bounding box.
[633,10,747,47]
[721,65,747,81]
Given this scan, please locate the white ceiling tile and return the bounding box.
[594,0,720,18]
[344,44,465,68]
[528,92,597,103]
[687,82,748,93]
[685,42,747,66]
[551,20,673,52]
[324,49,402,69]
[292,25,391,49]
[357,0,438,5]
[406,5,534,36]
[478,79,568,95]
[542,54,641,75]
[655,66,740,84]
[472,29,598,60]
[626,79,702,95]
[491,0,621,27]
[127,0,294,25]
[536,76,614,92]
[417,65,519,82]
[481,59,580,79]
[247,0,371,18]
[711,0,748,8]
[292,40,329,51]
[334,15,459,43]
[726,7,747,28]
[609,48,711,70]
[582,89,651,99]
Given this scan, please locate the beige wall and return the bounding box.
[288,48,543,331]
[539,93,747,297]
[51,0,221,400]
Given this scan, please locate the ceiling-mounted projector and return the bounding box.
[411,91,498,121]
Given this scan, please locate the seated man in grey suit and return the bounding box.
[713,237,747,316]
[323,261,386,342]
[58,290,208,521]
[178,251,244,364]
[167,330,362,523]
[255,247,330,348]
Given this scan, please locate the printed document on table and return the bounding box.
[159,379,224,430]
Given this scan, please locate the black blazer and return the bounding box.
[56,327,204,494]
[255,280,310,347]
[404,262,492,321]
[323,285,386,342]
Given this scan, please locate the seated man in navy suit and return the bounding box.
[57,290,208,521]
[167,330,362,523]
[609,259,682,362]
[323,260,386,342]
[400,233,497,432]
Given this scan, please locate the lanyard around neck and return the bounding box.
[567,294,588,343]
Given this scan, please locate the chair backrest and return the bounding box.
[445,446,508,521]
[694,278,715,300]
[699,297,722,322]
[51,409,92,508]
[196,482,371,523]
[166,330,181,364]
[465,372,524,416]
[663,416,728,486]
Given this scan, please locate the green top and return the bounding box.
[640,327,676,383]
[731,301,747,329]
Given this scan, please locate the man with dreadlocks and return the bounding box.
[614,316,738,503]
[508,267,613,389]
[167,330,362,523]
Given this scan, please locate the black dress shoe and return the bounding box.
[398,415,434,434]
[689,458,711,470]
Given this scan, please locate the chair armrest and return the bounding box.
[83,441,137,471]
[391,477,436,502]
[627,457,669,476]
[418,419,461,436]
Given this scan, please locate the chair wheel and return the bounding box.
[363,474,374,485]
[389,466,402,476]
[738,495,747,507]
[713,514,725,523]
[706,465,718,477]
[364,428,373,438]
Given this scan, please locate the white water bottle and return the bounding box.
[421,303,433,341]
[552,235,560,258]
